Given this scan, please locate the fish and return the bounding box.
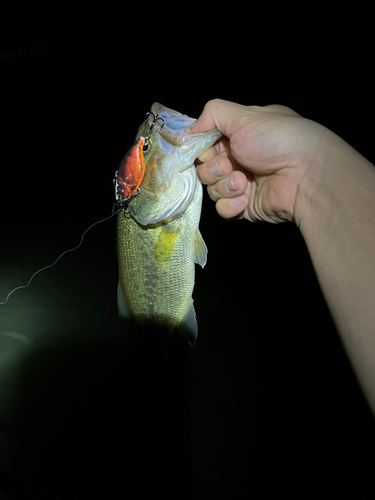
[115,103,221,346]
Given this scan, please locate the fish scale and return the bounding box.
[116,103,221,345]
[117,179,201,331]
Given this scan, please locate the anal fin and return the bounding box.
[117,281,131,323]
[177,300,198,347]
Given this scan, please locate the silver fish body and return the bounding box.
[117,103,221,346]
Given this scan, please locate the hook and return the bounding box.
[144,111,165,136]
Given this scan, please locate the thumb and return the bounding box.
[190,99,248,137]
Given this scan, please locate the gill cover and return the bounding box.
[128,103,222,225]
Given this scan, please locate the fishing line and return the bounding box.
[0,209,122,305]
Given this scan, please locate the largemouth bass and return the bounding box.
[115,103,221,346]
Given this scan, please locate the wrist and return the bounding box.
[293,122,351,231]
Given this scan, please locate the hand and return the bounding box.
[192,100,375,416]
[191,99,326,223]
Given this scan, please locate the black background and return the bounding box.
[0,39,375,499]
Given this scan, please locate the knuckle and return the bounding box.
[195,165,205,183]
[233,170,247,190]
[207,184,219,202]
[196,164,209,184]
[209,177,230,200]
[198,145,216,163]
[205,98,222,110]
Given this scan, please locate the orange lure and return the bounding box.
[115,137,146,204]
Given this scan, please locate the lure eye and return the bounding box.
[143,140,149,154]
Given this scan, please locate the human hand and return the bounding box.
[192,100,375,417]
[191,99,328,224]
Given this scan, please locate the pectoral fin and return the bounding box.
[193,228,208,268]
[177,300,198,347]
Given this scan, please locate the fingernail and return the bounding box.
[229,195,246,208]
[225,176,237,192]
[209,161,223,178]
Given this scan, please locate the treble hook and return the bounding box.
[144,111,165,136]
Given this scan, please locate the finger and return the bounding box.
[263,104,301,116]
[196,145,217,164]
[191,98,249,137]
[216,194,249,219]
[207,170,248,201]
[196,135,231,165]
[196,155,233,185]
[190,101,217,133]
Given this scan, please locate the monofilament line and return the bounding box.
[0,209,121,305]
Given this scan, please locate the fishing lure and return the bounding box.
[114,137,146,204]
[114,112,164,206]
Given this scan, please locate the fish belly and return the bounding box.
[117,182,202,332]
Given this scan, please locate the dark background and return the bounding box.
[0,40,374,499]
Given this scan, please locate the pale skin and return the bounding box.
[191,99,375,416]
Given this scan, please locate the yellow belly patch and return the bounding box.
[154,225,180,263]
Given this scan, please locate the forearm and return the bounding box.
[297,127,375,414]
